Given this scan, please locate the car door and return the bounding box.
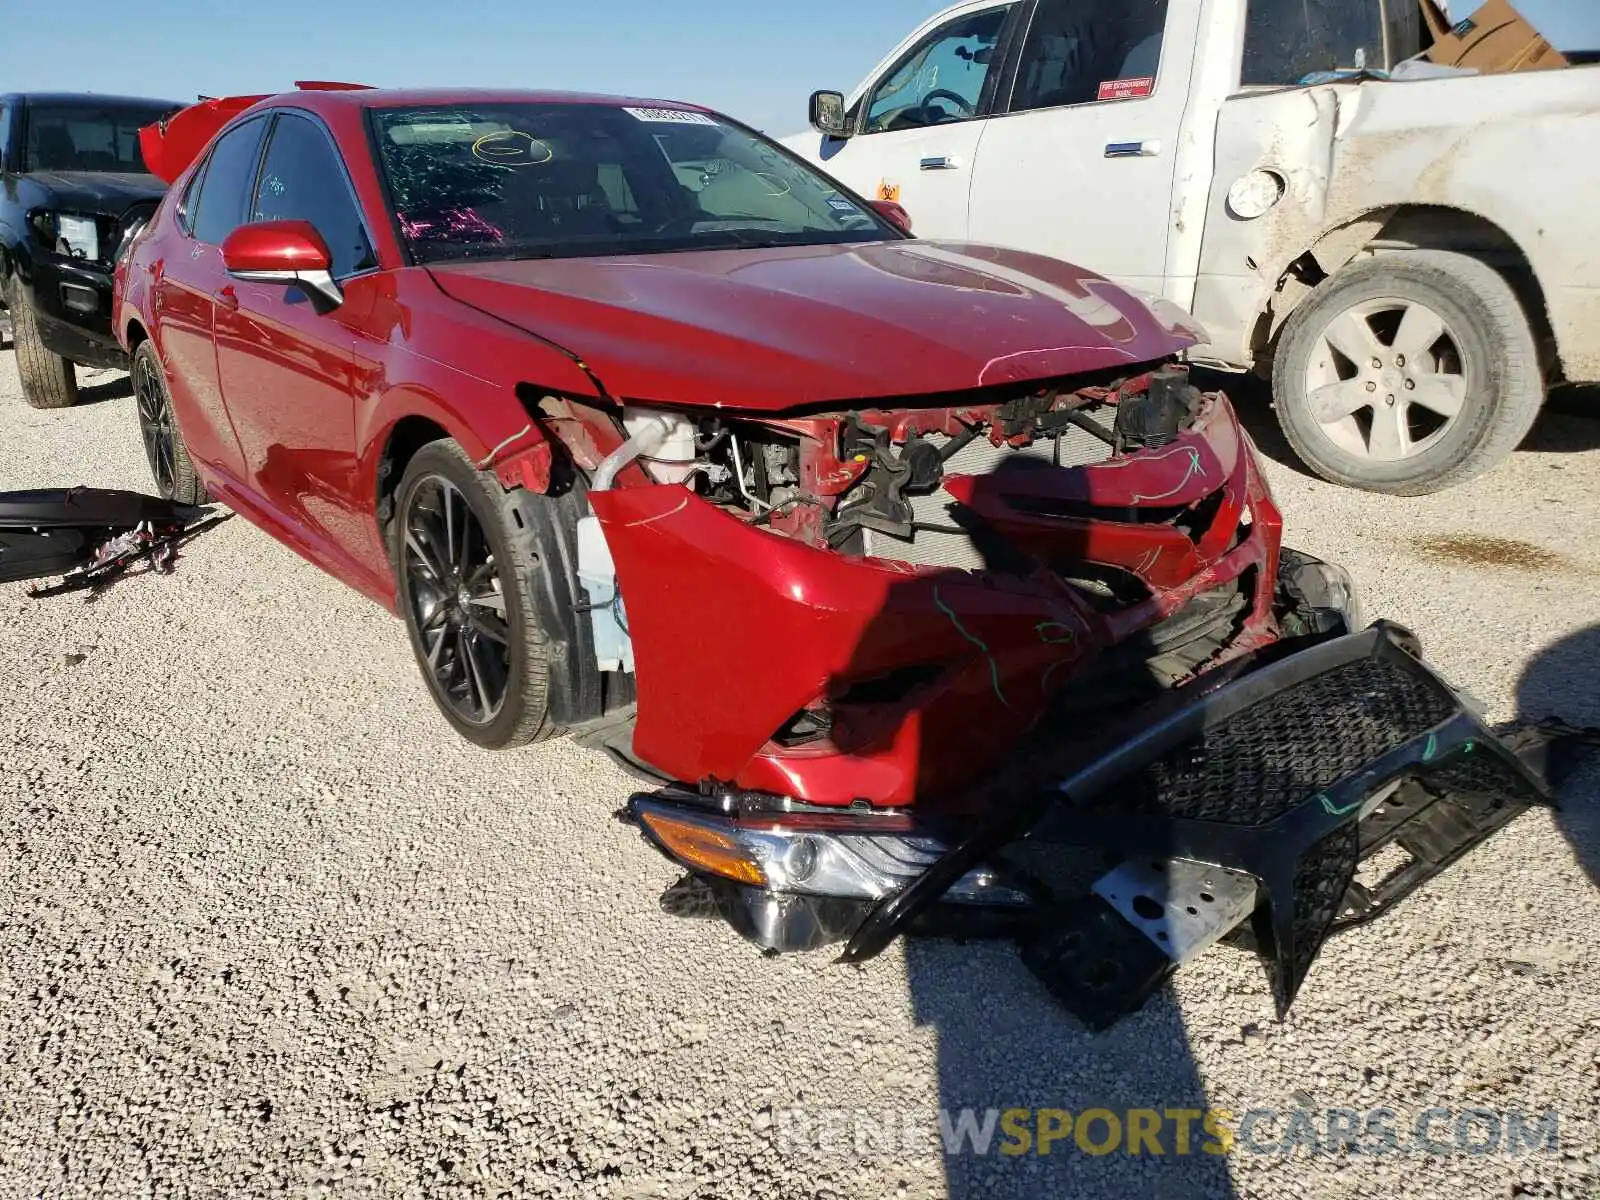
[967,0,1195,294]
[151,114,270,480]
[801,2,1023,239]
[214,109,378,568]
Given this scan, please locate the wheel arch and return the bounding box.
[382,411,620,736]
[375,413,454,536]
[123,315,151,354]
[1254,203,1556,378]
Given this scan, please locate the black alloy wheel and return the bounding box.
[402,473,515,728]
[130,341,208,505]
[135,353,177,496]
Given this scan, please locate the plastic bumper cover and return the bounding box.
[626,621,1551,1028]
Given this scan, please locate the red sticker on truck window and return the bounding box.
[1098,77,1155,101]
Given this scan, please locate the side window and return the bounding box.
[191,117,269,246]
[861,6,1011,134]
[249,113,375,277]
[1009,0,1170,113]
[176,155,210,234]
[0,105,12,173]
[1242,0,1385,86]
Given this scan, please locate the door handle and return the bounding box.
[1105,140,1162,159]
[920,155,961,171]
[213,286,239,311]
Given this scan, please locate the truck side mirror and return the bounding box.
[809,91,850,139]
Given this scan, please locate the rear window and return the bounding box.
[24,102,179,173]
[1242,0,1423,85]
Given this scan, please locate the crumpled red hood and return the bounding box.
[429,240,1204,411]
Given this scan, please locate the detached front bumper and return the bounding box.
[623,620,1551,1029]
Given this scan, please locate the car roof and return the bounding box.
[267,86,715,114]
[3,92,182,109]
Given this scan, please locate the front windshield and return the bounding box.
[372,102,894,263]
[24,103,178,173]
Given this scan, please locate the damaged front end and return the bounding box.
[587,364,1557,1028]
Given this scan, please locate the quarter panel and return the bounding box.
[1196,70,1600,376]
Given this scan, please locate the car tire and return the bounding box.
[393,438,561,750]
[1271,249,1544,496]
[6,277,79,409]
[132,341,209,505]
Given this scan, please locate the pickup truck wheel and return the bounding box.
[1272,250,1543,495]
[393,439,559,750]
[6,278,79,409]
[132,341,209,505]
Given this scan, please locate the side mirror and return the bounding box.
[808,90,850,139]
[222,219,342,307]
[869,200,913,235]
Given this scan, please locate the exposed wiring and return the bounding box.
[476,424,535,470]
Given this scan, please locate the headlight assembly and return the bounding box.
[631,798,1027,905]
[29,210,101,261]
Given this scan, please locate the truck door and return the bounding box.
[967,0,1198,295]
[793,2,1024,239]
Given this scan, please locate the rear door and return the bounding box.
[214,109,377,573]
[152,113,269,480]
[966,0,1194,294]
[797,1,1024,239]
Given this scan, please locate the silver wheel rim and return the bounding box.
[1301,296,1469,463]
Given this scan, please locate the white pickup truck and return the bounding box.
[782,0,1600,495]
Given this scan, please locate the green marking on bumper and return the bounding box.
[1317,792,1365,817]
[934,585,1009,708]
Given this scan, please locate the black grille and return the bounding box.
[1109,656,1457,826]
[1425,752,1543,803]
[1271,823,1360,1006]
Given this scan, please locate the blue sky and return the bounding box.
[9,0,1600,136]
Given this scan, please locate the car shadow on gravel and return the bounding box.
[901,941,1238,1199]
[72,370,133,406]
[1513,623,1600,891]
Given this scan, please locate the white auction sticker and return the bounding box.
[623,106,719,126]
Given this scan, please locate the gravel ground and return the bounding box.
[1,356,1597,1200]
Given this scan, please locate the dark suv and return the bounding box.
[0,92,181,408]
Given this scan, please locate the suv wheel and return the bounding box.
[5,277,79,409]
[1272,250,1544,495]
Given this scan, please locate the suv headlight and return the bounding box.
[1285,554,1364,635]
[29,210,101,262]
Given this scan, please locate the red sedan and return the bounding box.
[114,85,1546,1027]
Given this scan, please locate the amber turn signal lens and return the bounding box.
[639,810,768,887]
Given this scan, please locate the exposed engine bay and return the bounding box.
[575,365,1243,693]
[601,363,1204,555]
